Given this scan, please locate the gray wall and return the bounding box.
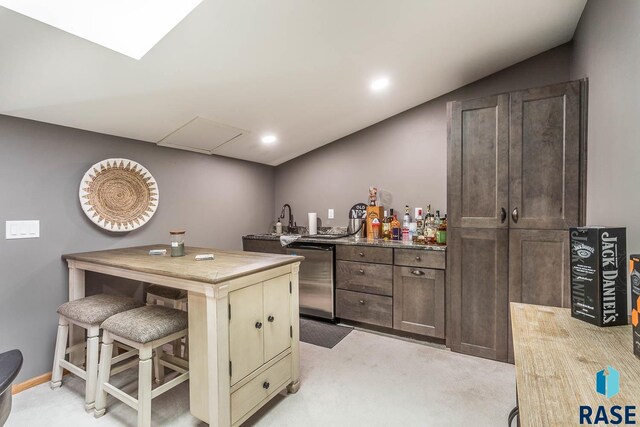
[571,0,640,247]
[274,44,572,228]
[0,115,275,381]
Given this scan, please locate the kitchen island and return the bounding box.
[63,245,303,427]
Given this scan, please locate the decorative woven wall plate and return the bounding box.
[79,158,159,232]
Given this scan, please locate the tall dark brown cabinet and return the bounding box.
[446,80,587,362]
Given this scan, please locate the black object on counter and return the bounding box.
[570,227,627,327]
[0,349,23,426]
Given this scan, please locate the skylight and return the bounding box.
[0,0,203,60]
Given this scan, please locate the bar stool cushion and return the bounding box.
[101,305,188,344]
[57,294,143,325]
[146,284,187,300]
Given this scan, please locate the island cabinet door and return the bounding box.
[393,266,445,338]
[263,274,291,362]
[229,283,264,385]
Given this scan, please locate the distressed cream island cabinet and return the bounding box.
[62,245,303,427]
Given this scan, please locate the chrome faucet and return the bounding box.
[280,204,294,229]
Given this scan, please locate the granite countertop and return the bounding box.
[243,233,446,251]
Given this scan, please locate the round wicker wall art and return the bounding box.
[79,158,159,232]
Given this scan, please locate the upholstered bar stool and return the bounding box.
[51,294,143,411]
[94,305,189,427]
[145,284,188,358]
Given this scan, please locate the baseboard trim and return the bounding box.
[12,371,52,395]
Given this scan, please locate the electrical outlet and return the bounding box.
[6,220,40,239]
[328,209,335,219]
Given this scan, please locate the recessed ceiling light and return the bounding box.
[370,77,390,91]
[261,135,277,144]
[0,0,203,60]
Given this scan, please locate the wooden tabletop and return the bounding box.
[63,245,304,284]
[511,303,640,426]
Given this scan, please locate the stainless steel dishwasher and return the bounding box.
[286,242,335,320]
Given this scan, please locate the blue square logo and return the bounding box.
[596,366,620,398]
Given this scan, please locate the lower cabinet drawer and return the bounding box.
[336,289,393,328]
[394,248,446,269]
[336,261,393,296]
[231,354,292,425]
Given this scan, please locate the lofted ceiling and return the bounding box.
[0,0,587,166]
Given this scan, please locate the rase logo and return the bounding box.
[580,366,637,425]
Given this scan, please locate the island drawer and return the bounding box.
[394,248,445,269]
[231,353,292,425]
[336,261,393,296]
[336,289,393,328]
[336,245,393,264]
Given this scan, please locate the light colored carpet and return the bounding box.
[9,330,515,426]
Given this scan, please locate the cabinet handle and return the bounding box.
[411,270,425,276]
[415,256,421,261]
[359,252,365,257]
[359,299,365,305]
[267,315,275,322]
[263,381,270,390]
[501,207,507,223]
[255,321,263,329]
[359,269,365,274]
[511,207,519,223]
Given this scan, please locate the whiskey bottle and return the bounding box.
[391,212,401,241]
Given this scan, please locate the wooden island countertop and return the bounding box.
[63,244,304,285]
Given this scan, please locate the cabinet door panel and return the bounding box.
[507,229,570,362]
[242,238,286,255]
[229,284,264,384]
[509,80,582,229]
[448,228,509,361]
[509,229,571,308]
[448,95,509,228]
[393,266,445,338]
[263,275,291,362]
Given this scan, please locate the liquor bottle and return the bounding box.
[436,213,447,245]
[415,209,424,236]
[391,213,401,241]
[382,210,391,240]
[426,213,437,245]
[371,217,381,240]
[403,205,411,227]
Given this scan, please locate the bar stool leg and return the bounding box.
[169,299,182,357]
[51,316,69,389]
[138,346,153,427]
[85,324,100,411]
[153,345,165,384]
[94,333,114,418]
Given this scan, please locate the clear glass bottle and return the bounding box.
[170,230,186,257]
[416,208,424,237]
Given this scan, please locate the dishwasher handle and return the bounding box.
[287,244,334,251]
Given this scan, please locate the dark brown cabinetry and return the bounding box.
[335,247,394,327]
[335,245,447,340]
[447,79,587,362]
[448,228,509,360]
[448,94,509,229]
[393,266,445,338]
[242,238,286,255]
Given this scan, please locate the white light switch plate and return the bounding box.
[6,220,40,239]
[328,209,334,219]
